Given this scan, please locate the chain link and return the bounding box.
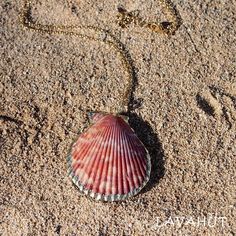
[20,0,181,113]
[117,0,181,35]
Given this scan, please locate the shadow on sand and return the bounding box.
[126,112,165,194]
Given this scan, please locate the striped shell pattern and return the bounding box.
[67,113,151,201]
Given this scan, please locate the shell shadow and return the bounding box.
[127,112,165,193]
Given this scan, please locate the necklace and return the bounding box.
[21,0,181,201]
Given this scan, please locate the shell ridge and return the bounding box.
[73,126,109,186]
[104,125,115,196]
[101,124,117,197]
[115,124,122,195]
[91,126,111,193]
[127,133,146,177]
[126,134,146,182]
[73,128,104,183]
[95,126,112,194]
[124,132,143,188]
[132,135,148,183]
[111,123,120,196]
[72,127,100,163]
[72,138,95,170]
[118,125,128,195]
[85,124,112,200]
[128,133,151,193]
[119,127,132,194]
[84,125,111,189]
[121,128,137,191]
[107,124,117,198]
[115,122,123,194]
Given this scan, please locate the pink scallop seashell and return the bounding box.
[67,113,151,201]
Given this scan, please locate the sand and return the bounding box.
[0,0,235,235]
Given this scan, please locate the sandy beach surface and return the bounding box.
[0,0,235,235]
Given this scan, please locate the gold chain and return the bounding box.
[20,0,181,114]
[117,0,182,35]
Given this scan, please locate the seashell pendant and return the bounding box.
[67,112,151,201]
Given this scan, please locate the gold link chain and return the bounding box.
[20,0,181,113]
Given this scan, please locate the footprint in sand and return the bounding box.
[196,83,236,129]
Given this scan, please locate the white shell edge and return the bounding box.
[67,150,151,202]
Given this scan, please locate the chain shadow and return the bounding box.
[127,112,165,193]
